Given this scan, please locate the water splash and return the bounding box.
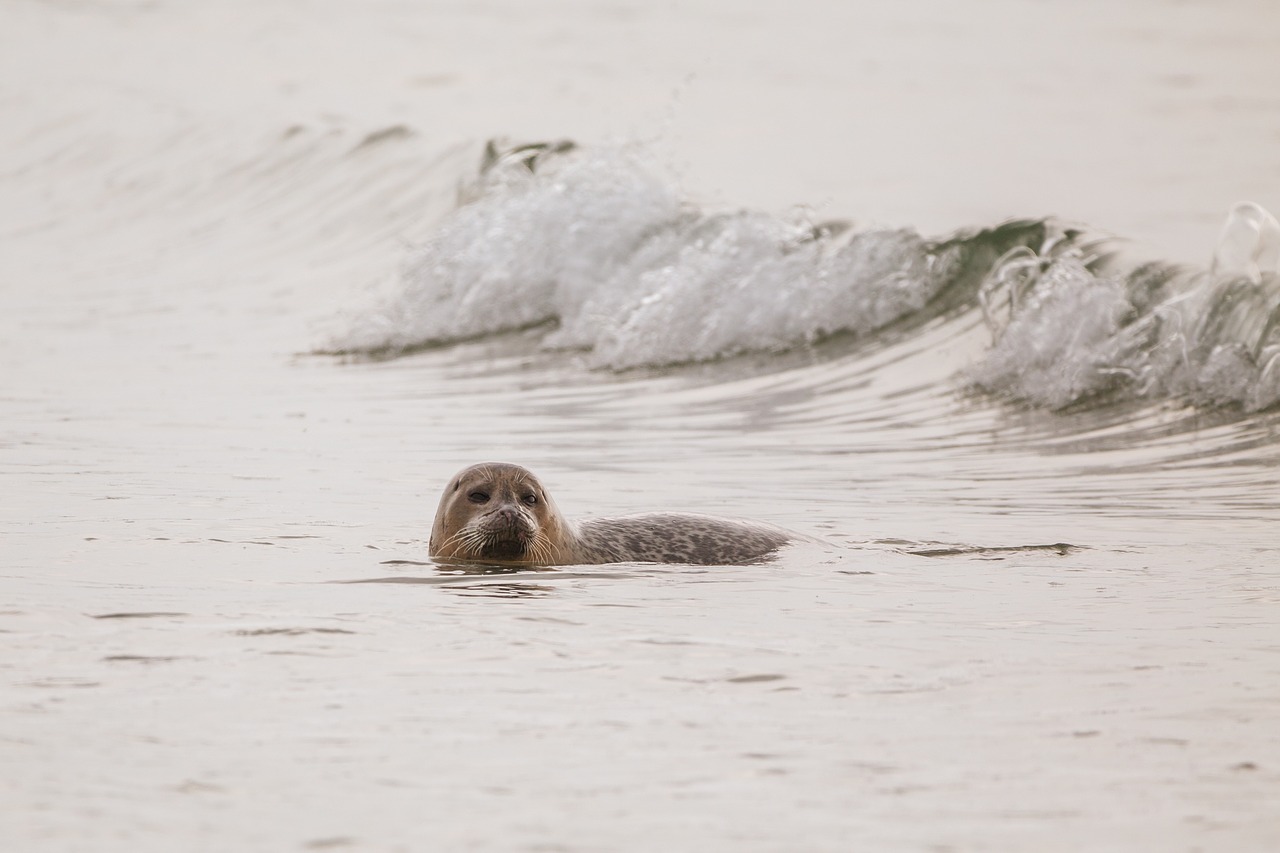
[327,140,1280,412]
[329,142,684,354]
[1211,201,1280,283]
[969,205,1280,411]
[327,140,1040,368]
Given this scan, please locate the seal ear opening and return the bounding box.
[451,480,460,492]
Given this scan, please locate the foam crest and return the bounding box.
[329,141,1280,412]
[969,255,1136,408]
[1212,201,1280,283]
[969,207,1280,411]
[330,143,684,354]
[330,142,948,368]
[569,216,936,369]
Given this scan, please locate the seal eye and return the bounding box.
[468,490,490,504]
[522,494,538,506]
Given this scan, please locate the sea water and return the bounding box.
[3,1,1279,851]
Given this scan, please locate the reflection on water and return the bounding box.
[903,542,1083,559]
[346,569,647,587]
[443,583,558,599]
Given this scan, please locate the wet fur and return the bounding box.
[429,462,795,566]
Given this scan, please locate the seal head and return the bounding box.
[429,462,570,564]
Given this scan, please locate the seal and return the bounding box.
[428,462,798,566]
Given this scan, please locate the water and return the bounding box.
[3,1,1279,851]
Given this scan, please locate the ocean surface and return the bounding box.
[3,1,1279,851]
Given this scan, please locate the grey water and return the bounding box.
[3,1,1279,851]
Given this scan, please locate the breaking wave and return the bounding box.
[326,140,1280,412]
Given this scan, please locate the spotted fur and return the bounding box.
[429,462,797,566]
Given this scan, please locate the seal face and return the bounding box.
[429,462,570,565]
[429,462,797,566]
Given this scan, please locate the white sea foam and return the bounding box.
[333,145,685,353]
[1211,201,1280,283]
[333,142,1280,411]
[969,206,1280,411]
[968,255,1137,408]
[578,216,935,369]
[333,144,942,369]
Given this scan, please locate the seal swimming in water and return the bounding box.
[429,462,797,566]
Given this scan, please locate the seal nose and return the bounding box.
[492,504,523,528]
[477,500,528,538]
[480,503,531,560]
